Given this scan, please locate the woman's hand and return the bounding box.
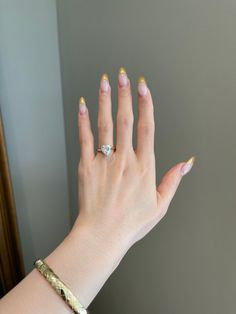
[72,67,195,251]
[0,68,195,313]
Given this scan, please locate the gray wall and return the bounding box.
[0,0,71,273]
[56,0,236,313]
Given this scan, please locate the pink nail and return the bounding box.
[138,76,148,97]
[100,79,110,93]
[118,73,128,87]
[138,83,148,96]
[79,97,87,115]
[180,156,195,176]
[118,67,128,87]
[100,74,110,93]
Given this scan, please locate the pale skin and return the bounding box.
[0,68,195,313]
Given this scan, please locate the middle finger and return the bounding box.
[97,73,113,148]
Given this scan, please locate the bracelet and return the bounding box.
[34,259,87,314]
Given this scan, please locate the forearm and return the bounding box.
[0,222,131,313]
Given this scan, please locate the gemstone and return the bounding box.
[101,144,112,156]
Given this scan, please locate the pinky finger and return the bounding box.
[78,97,95,163]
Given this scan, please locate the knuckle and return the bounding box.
[97,121,112,133]
[139,164,149,177]
[119,87,131,98]
[80,136,91,146]
[114,157,126,173]
[138,122,155,136]
[121,164,132,177]
[117,115,134,128]
[138,160,155,178]
[138,156,155,175]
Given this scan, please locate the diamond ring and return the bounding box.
[97,144,116,157]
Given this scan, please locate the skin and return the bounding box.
[0,69,194,313]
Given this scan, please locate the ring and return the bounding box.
[97,144,116,157]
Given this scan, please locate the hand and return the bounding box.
[0,68,195,313]
[72,67,195,250]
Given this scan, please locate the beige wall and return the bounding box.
[56,0,236,313]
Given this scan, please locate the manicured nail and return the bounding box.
[138,76,148,96]
[118,67,128,87]
[100,73,110,93]
[79,97,87,115]
[180,156,196,176]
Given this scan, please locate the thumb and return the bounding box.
[157,156,195,210]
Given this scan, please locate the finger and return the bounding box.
[97,73,113,148]
[156,156,196,212]
[136,76,155,162]
[78,97,95,163]
[116,67,134,153]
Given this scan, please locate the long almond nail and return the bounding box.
[180,156,196,176]
[100,73,110,93]
[138,76,148,96]
[118,67,128,87]
[79,97,87,115]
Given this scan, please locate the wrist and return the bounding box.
[70,217,133,258]
[44,219,131,308]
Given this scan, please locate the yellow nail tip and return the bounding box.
[79,97,86,105]
[119,67,127,74]
[101,73,109,81]
[186,156,196,165]
[138,76,147,84]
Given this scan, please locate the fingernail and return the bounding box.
[100,73,110,93]
[79,97,87,115]
[180,156,196,176]
[118,67,128,87]
[138,76,148,96]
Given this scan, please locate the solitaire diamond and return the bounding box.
[101,144,112,156]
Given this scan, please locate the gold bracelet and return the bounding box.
[34,259,87,314]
